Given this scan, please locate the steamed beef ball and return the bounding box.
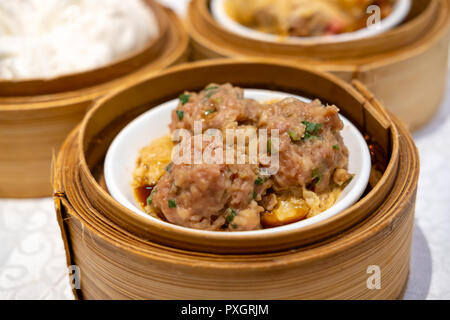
[151,136,267,231]
[257,98,349,193]
[151,162,231,230]
[170,83,261,133]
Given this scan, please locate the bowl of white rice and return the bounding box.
[0,0,163,85]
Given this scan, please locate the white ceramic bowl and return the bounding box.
[211,0,411,44]
[104,89,371,236]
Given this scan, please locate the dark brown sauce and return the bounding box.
[134,185,154,209]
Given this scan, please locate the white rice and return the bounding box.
[0,0,159,80]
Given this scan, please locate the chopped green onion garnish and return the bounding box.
[179,94,191,105]
[204,85,218,91]
[255,176,270,185]
[225,208,237,224]
[333,144,339,150]
[165,162,173,172]
[302,121,322,140]
[312,168,322,184]
[204,85,218,98]
[168,199,177,208]
[146,188,156,206]
[176,110,184,120]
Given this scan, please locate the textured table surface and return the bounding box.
[0,0,449,300]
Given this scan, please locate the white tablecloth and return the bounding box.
[0,0,449,300]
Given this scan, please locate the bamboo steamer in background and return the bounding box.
[53,60,419,299]
[0,1,188,198]
[187,0,450,131]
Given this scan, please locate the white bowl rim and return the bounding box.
[104,89,372,237]
[211,0,412,44]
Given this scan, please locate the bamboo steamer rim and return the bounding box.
[53,59,410,254]
[188,0,431,52]
[0,2,189,110]
[186,0,448,67]
[192,0,441,56]
[54,107,418,270]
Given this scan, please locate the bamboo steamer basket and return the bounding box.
[53,60,419,299]
[0,1,189,198]
[186,0,450,132]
